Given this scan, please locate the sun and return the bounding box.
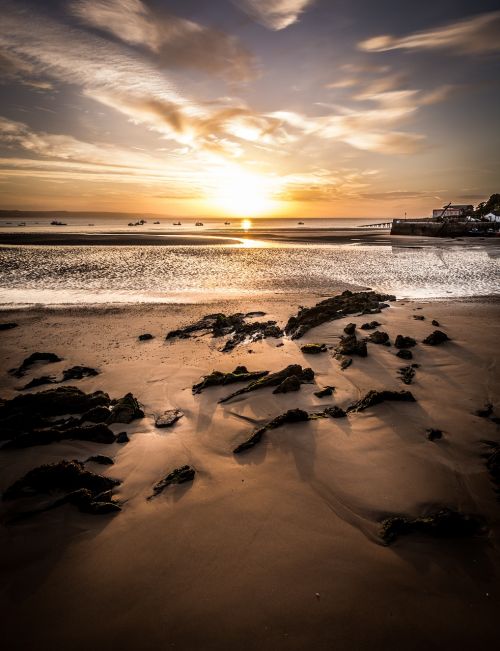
[209,168,275,217]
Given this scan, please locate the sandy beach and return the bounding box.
[1,293,499,650]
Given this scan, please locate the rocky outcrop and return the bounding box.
[148,465,195,499]
[413,315,425,321]
[21,366,99,390]
[380,508,485,544]
[314,386,335,398]
[360,321,381,330]
[323,406,347,418]
[155,409,184,428]
[300,343,327,354]
[272,375,302,394]
[335,334,368,357]
[86,454,114,465]
[396,349,413,360]
[343,323,356,335]
[347,390,415,413]
[219,365,314,403]
[233,408,310,453]
[285,291,395,339]
[394,335,416,349]
[192,366,269,394]
[10,352,62,378]
[397,365,416,385]
[138,333,154,341]
[0,322,18,331]
[423,330,450,346]
[368,330,390,345]
[116,431,129,443]
[108,393,144,424]
[340,358,352,370]
[3,422,116,449]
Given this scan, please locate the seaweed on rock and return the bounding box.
[219,364,314,403]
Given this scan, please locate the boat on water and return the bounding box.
[195,222,204,226]
[173,221,181,225]
[298,221,304,225]
[224,221,231,225]
[154,221,160,224]
[51,220,67,226]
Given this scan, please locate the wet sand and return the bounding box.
[0,294,500,650]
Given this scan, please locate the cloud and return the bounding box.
[233,0,314,30]
[276,169,375,202]
[0,48,53,89]
[70,0,256,82]
[359,10,500,55]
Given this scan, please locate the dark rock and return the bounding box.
[155,409,184,428]
[380,508,485,544]
[398,366,416,385]
[368,330,390,345]
[300,343,327,354]
[61,366,99,381]
[431,320,440,327]
[396,349,413,360]
[394,335,417,349]
[285,290,395,339]
[108,393,144,423]
[335,334,367,357]
[427,428,443,441]
[54,488,121,514]
[343,323,356,335]
[233,409,310,453]
[3,422,116,449]
[80,405,111,423]
[423,330,450,346]
[272,375,301,394]
[360,321,381,330]
[148,465,195,498]
[314,386,335,398]
[22,375,58,390]
[323,406,347,418]
[116,431,129,443]
[138,333,154,341]
[86,454,114,465]
[0,322,18,331]
[413,315,425,321]
[221,321,282,352]
[347,390,415,413]
[483,442,500,490]
[3,459,119,501]
[192,366,269,394]
[476,403,494,418]
[245,311,267,318]
[219,364,314,403]
[340,358,352,370]
[10,352,62,378]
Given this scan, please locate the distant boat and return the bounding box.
[173,221,181,225]
[154,221,160,224]
[51,220,67,226]
[195,222,203,226]
[88,223,94,226]
[224,221,231,225]
[298,221,304,225]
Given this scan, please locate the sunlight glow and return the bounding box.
[209,168,277,217]
[241,219,252,230]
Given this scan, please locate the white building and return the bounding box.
[432,204,474,219]
[485,212,500,223]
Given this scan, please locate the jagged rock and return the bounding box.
[22,375,58,390]
[86,454,114,465]
[138,333,154,341]
[347,390,415,413]
[192,366,269,394]
[285,291,395,339]
[483,442,500,490]
[148,465,195,498]
[343,323,356,335]
[166,312,283,351]
[3,459,120,501]
[0,322,18,331]
[116,431,129,443]
[394,335,417,349]
[9,352,62,378]
[413,315,425,321]
[273,375,301,393]
[340,358,352,370]
[155,409,184,428]
[423,330,450,346]
[219,364,314,403]
[427,429,443,441]
[233,409,310,453]
[431,320,440,327]
[398,366,416,385]
[380,508,485,544]
[80,405,111,423]
[245,311,266,318]
[301,343,327,354]
[108,393,144,423]
[314,386,335,398]
[56,488,121,514]
[368,330,390,345]
[476,403,494,418]
[360,321,381,330]
[61,366,99,381]
[335,334,367,357]
[323,406,347,418]
[3,422,116,449]
[396,349,413,360]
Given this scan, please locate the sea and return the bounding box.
[0,215,499,306]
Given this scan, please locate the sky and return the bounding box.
[0,0,499,218]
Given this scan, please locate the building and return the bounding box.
[432,204,474,219]
[485,212,500,223]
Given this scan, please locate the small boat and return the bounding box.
[224,221,231,225]
[51,220,67,226]
[173,221,181,226]
[195,222,204,226]
[298,221,304,225]
[154,221,160,224]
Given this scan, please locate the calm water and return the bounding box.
[0,241,499,305]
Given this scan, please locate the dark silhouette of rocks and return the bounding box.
[431,320,441,327]
[335,334,368,357]
[347,390,415,413]
[192,366,268,394]
[380,508,485,544]
[219,364,314,403]
[394,335,417,349]
[108,393,144,423]
[86,454,114,465]
[285,291,395,339]
[344,323,356,335]
[360,321,381,330]
[413,315,425,321]
[396,349,413,360]
[0,323,18,331]
[116,431,129,443]
[314,386,335,398]
[423,330,450,345]
[323,406,347,418]
[10,352,62,378]
[340,358,352,370]
[233,408,310,453]
[426,429,443,441]
[300,343,327,354]
[138,333,154,341]
[368,330,390,345]
[148,465,195,498]
[398,366,416,385]
[155,409,184,428]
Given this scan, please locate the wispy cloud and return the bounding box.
[70,0,256,82]
[233,0,314,30]
[359,10,500,55]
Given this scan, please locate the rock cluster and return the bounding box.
[192,366,268,394]
[219,364,314,403]
[148,466,195,499]
[380,508,485,544]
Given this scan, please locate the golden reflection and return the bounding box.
[241,218,252,231]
